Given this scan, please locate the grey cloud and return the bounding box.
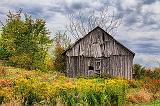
[134,43,160,55]
[123,13,138,26]
[25,7,43,15]
[142,13,159,25]
[137,37,159,42]
[129,37,160,55]
[143,0,157,4]
[70,2,90,10]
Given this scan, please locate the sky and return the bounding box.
[0,0,160,67]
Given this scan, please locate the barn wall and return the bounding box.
[108,55,133,79]
[65,27,134,79]
[66,56,97,77]
[66,28,133,57]
[66,55,133,79]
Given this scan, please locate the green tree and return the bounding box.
[133,64,145,79]
[0,32,11,60]
[1,10,52,70]
[52,31,71,73]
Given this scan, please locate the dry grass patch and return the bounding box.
[127,89,153,104]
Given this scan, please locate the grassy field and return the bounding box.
[0,66,160,106]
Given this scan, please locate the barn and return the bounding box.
[63,26,135,79]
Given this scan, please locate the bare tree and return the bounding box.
[65,7,123,77]
[53,31,71,49]
[66,7,122,40]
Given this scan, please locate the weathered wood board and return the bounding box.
[64,27,135,79]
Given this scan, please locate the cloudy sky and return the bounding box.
[0,0,160,67]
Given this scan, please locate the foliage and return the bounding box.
[147,68,160,79]
[0,48,11,60]
[53,46,65,73]
[0,34,11,60]
[143,79,160,99]
[0,10,52,71]
[12,77,128,106]
[13,77,57,105]
[0,67,129,106]
[133,64,145,80]
[1,66,160,106]
[133,64,160,80]
[52,32,71,73]
[0,79,14,104]
[128,80,143,88]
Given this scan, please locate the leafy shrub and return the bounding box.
[149,68,160,79]
[44,54,54,71]
[53,46,65,73]
[9,53,32,69]
[133,65,160,80]
[128,80,142,88]
[133,64,145,80]
[0,81,14,104]
[52,31,71,73]
[0,48,11,60]
[13,77,58,106]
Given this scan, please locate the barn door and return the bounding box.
[94,58,101,76]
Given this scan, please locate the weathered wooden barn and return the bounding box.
[63,26,135,79]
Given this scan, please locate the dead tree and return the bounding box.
[65,7,128,78]
[66,7,122,40]
[53,31,71,49]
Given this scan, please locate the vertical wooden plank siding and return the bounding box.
[65,27,134,79]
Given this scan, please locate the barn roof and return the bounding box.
[63,26,135,56]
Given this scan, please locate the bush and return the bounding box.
[9,53,32,69]
[0,80,14,104]
[133,64,145,80]
[128,80,142,88]
[127,89,153,104]
[150,68,160,79]
[143,79,160,100]
[0,48,11,60]
[53,46,65,73]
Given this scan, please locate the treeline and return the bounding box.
[133,64,160,80]
[0,10,70,72]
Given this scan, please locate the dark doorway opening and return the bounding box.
[89,66,94,70]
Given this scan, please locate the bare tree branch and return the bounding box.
[66,6,122,40]
[0,20,4,27]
